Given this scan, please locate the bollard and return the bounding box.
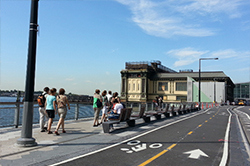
[75,104,79,120]
[14,103,20,128]
[151,103,154,111]
[130,103,133,108]
[145,103,148,112]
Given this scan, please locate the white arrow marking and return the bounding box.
[183,149,209,159]
[131,143,147,152]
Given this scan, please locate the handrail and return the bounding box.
[0,101,213,128]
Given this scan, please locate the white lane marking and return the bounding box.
[233,109,250,157]
[183,149,209,159]
[116,131,137,137]
[235,109,250,120]
[49,109,211,166]
[219,108,232,166]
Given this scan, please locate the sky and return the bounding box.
[0,0,250,95]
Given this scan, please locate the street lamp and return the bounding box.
[16,0,39,147]
[199,58,219,110]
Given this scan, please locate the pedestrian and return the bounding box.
[155,96,159,110]
[111,92,119,109]
[106,91,112,112]
[106,91,112,104]
[38,87,49,132]
[93,89,102,127]
[45,88,57,134]
[100,90,108,123]
[55,88,70,135]
[108,99,124,120]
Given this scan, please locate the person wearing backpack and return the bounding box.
[93,89,103,127]
[38,87,49,132]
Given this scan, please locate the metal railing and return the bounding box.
[0,101,214,128]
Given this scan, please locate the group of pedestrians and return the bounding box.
[92,89,123,127]
[38,87,70,135]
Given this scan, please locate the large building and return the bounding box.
[120,61,234,103]
[234,82,250,99]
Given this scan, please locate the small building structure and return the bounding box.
[120,61,234,103]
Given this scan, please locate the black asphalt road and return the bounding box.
[58,107,235,166]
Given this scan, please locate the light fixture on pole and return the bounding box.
[199,58,219,110]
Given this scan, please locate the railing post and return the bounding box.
[14,103,20,128]
[75,104,79,120]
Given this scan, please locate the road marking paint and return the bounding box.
[188,131,193,135]
[237,110,250,120]
[167,144,176,150]
[49,109,211,166]
[198,125,202,127]
[210,118,212,119]
[213,115,215,117]
[138,150,168,166]
[219,109,232,166]
[205,120,208,122]
[138,144,176,166]
[233,109,250,157]
[183,149,209,159]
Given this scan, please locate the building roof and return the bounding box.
[156,71,229,79]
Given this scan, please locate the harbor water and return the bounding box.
[0,97,95,127]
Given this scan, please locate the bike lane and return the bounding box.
[56,107,230,166]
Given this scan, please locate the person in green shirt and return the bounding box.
[93,89,103,127]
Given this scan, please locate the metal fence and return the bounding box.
[0,101,213,128]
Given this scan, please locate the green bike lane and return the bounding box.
[55,107,231,166]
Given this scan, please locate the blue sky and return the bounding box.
[1,0,250,95]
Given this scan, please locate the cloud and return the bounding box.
[65,78,74,81]
[175,0,243,18]
[210,49,250,59]
[85,80,93,83]
[167,47,250,67]
[115,0,246,38]
[233,67,250,71]
[167,47,208,67]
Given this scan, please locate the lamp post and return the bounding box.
[199,58,219,110]
[16,0,39,147]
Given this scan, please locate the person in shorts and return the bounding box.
[39,87,49,132]
[93,89,102,127]
[100,90,108,123]
[45,88,57,134]
[55,88,70,135]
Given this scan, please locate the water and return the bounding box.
[0,97,96,127]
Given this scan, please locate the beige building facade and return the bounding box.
[120,61,234,103]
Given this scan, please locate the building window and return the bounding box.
[158,82,168,91]
[176,96,187,101]
[176,82,187,91]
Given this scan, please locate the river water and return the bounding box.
[0,97,95,127]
